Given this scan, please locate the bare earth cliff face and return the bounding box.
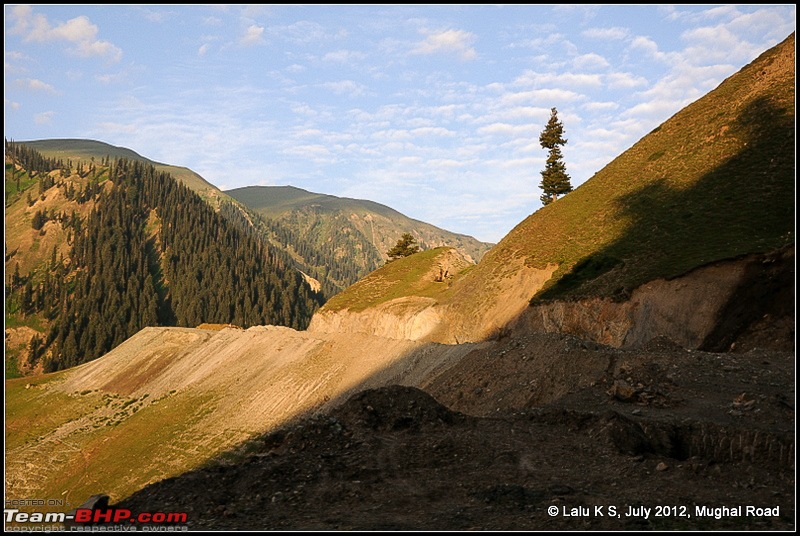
[310,246,794,353]
[520,246,795,352]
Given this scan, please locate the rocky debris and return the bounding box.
[607,380,638,402]
[331,385,465,432]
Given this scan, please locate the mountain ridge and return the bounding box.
[18,138,493,297]
[226,184,493,296]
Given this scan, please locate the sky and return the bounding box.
[4,5,796,243]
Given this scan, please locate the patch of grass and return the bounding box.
[46,391,220,503]
[5,374,100,451]
[5,386,223,507]
[5,311,47,332]
[322,247,457,312]
[5,164,38,207]
[536,254,623,300]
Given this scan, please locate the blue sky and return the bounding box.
[4,5,796,243]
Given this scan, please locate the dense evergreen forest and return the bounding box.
[219,201,382,298]
[5,141,323,371]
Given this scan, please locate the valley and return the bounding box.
[4,31,795,532]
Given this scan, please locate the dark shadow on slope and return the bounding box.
[699,244,795,351]
[531,95,795,337]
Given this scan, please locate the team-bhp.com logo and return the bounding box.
[5,507,188,530]
[73,508,188,524]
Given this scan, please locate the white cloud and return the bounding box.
[282,144,334,162]
[513,70,602,88]
[660,5,739,24]
[34,111,55,124]
[241,5,271,19]
[477,123,535,137]
[724,7,797,42]
[95,71,128,84]
[573,53,610,71]
[294,128,323,138]
[10,8,122,63]
[427,158,464,169]
[5,50,30,75]
[268,21,332,45]
[582,27,629,40]
[474,106,550,124]
[500,88,583,106]
[5,50,29,61]
[605,72,648,89]
[581,101,619,112]
[628,36,673,63]
[322,80,368,97]
[240,24,265,46]
[198,43,210,56]
[5,99,22,111]
[322,49,367,63]
[413,29,477,61]
[15,78,58,94]
[138,8,169,23]
[680,25,763,66]
[410,127,456,137]
[372,129,412,141]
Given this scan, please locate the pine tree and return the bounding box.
[386,233,420,262]
[538,107,573,205]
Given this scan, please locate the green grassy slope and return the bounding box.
[226,185,402,219]
[322,247,467,313]
[322,32,795,313]
[518,32,796,301]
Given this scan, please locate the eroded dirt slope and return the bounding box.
[116,337,794,531]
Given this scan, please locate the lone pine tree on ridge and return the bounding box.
[539,107,573,205]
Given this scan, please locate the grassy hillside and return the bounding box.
[227,185,400,219]
[515,31,796,302]
[318,33,794,327]
[322,247,472,313]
